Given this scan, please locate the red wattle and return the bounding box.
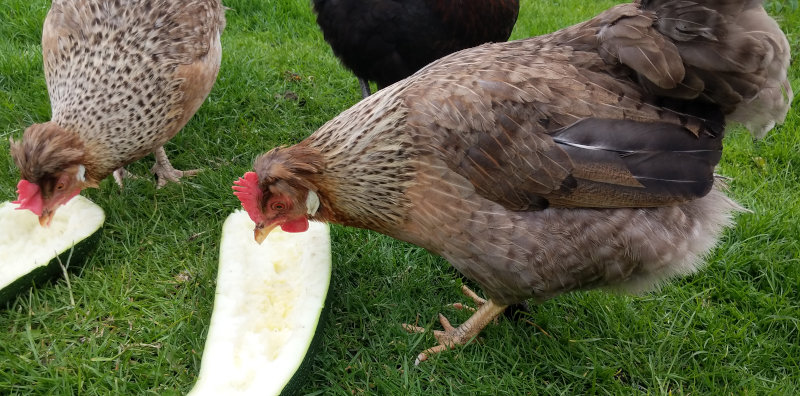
[280,217,309,233]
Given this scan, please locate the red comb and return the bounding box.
[233,172,265,223]
[12,179,44,216]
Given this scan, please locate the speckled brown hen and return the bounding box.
[9,0,225,225]
[234,0,792,363]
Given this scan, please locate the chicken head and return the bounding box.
[9,122,97,226]
[233,171,320,244]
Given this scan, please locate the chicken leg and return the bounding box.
[358,78,371,98]
[112,168,138,188]
[151,146,200,188]
[404,286,508,365]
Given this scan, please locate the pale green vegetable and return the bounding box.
[189,210,331,396]
[0,196,105,305]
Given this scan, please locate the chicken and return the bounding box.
[234,0,792,364]
[312,0,520,97]
[9,0,226,226]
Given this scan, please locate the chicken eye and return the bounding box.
[56,182,65,191]
[270,202,286,211]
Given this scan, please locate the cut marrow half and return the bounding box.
[0,195,105,305]
[189,210,331,396]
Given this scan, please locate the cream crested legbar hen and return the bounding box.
[9,0,225,226]
[234,0,792,364]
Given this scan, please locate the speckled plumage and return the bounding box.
[11,0,225,188]
[246,0,790,360]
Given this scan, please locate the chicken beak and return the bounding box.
[38,208,54,227]
[253,222,278,245]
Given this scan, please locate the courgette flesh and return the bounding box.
[0,196,105,306]
[189,210,331,396]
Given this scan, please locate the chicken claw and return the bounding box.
[403,288,507,365]
[112,168,139,188]
[151,146,201,188]
[452,284,488,311]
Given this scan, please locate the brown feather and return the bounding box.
[254,145,325,193]
[9,123,86,182]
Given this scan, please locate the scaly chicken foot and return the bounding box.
[112,168,139,188]
[151,146,200,188]
[452,284,486,311]
[403,294,507,365]
[451,285,506,326]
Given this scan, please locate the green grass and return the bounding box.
[1,0,798,394]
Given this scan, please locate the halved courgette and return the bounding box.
[189,210,331,396]
[0,195,105,306]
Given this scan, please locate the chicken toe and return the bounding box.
[151,146,200,188]
[112,167,139,188]
[403,297,507,365]
[454,285,531,321]
[453,284,487,310]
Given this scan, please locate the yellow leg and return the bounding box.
[403,286,508,365]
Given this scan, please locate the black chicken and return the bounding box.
[312,0,520,97]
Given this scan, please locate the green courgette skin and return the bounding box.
[0,226,103,307]
[279,281,332,396]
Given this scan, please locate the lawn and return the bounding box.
[1,0,798,394]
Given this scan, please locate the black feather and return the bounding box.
[550,117,724,201]
[312,0,520,89]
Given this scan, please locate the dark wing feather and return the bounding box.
[548,117,722,207]
[431,0,520,45]
[401,0,787,211]
[405,36,724,211]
